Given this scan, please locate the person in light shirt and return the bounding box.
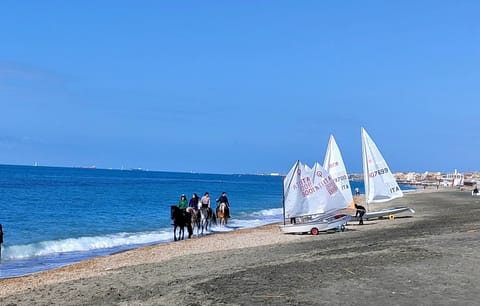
[200,192,211,209]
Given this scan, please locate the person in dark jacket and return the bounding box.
[216,192,230,218]
[189,193,200,209]
[355,203,366,225]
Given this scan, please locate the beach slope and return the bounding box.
[1,190,480,305]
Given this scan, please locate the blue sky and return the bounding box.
[1,1,479,174]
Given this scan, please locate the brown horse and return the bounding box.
[186,207,200,236]
[216,202,228,226]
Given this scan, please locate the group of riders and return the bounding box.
[177,191,231,221]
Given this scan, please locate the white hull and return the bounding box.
[350,207,415,221]
[280,214,351,235]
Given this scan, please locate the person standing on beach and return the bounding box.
[189,193,200,209]
[200,192,211,209]
[178,194,188,211]
[0,224,3,261]
[216,192,230,218]
[354,187,360,196]
[354,203,366,225]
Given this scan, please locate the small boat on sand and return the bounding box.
[280,161,350,235]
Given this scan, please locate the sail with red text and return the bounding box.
[283,160,348,218]
[323,134,355,211]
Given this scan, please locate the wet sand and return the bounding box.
[1,188,480,305]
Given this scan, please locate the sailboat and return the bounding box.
[358,127,415,219]
[280,160,351,235]
[323,135,355,213]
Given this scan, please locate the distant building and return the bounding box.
[440,169,464,187]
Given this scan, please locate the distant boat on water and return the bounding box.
[80,165,97,169]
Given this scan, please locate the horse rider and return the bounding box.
[216,192,230,218]
[178,194,188,213]
[189,193,200,209]
[200,192,211,209]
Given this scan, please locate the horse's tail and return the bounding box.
[170,205,177,220]
[212,212,217,224]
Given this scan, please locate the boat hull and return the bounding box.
[350,207,415,221]
[280,214,351,235]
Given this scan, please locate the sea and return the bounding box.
[0,164,414,279]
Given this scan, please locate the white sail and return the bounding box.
[323,135,354,210]
[361,128,403,204]
[283,160,348,218]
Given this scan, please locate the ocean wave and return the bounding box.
[2,230,172,260]
[243,207,283,217]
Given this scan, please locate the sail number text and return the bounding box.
[369,167,389,177]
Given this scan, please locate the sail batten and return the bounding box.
[361,128,403,204]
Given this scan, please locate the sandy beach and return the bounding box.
[1,188,480,305]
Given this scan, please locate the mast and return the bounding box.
[283,160,300,225]
[361,128,370,206]
[282,176,286,225]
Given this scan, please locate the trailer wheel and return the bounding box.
[340,224,346,232]
[311,227,319,235]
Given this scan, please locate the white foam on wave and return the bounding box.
[250,207,283,217]
[2,230,173,260]
[0,207,285,279]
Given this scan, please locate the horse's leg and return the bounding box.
[173,225,178,241]
[187,223,193,238]
[197,211,201,235]
[211,213,216,226]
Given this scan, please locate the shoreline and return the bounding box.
[0,188,445,291]
[2,187,478,304]
[0,188,434,294]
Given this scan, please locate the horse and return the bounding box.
[216,202,229,226]
[170,206,193,241]
[199,206,215,235]
[186,207,200,236]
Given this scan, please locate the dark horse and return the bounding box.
[170,206,193,241]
